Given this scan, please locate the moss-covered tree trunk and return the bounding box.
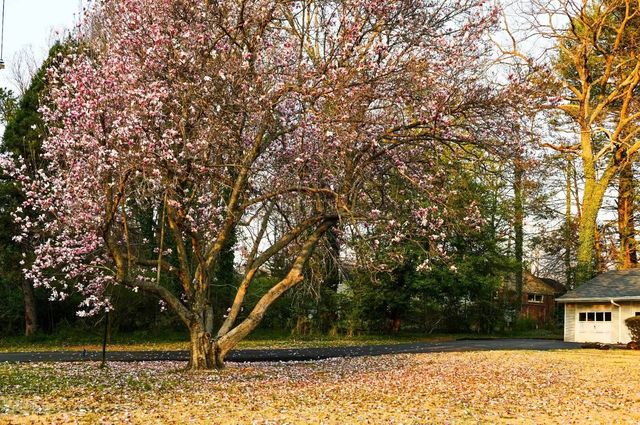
[576,171,609,284]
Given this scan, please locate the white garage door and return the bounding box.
[576,311,612,343]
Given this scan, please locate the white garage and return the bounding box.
[575,309,612,343]
[557,270,640,344]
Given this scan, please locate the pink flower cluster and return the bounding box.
[2,0,508,317]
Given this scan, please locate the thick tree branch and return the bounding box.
[217,218,337,354]
[217,214,334,337]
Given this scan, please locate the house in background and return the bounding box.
[503,271,565,324]
[519,272,565,323]
[556,269,640,344]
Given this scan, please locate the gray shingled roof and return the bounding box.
[556,269,640,302]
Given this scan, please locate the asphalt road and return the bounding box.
[0,338,582,363]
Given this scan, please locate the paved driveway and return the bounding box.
[0,338,582,363]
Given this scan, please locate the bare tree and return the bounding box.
[8,46,39,97]
[522,0,640,282]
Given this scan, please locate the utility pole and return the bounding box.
[0,0,6,69]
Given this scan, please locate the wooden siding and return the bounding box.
[564,304,576,342]
[563,301,640,343]
[520,293,557,323]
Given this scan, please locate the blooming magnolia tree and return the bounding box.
[3,0,513,369]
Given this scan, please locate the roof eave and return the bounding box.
[556,296,640,303]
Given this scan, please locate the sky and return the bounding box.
[0,0,81,92]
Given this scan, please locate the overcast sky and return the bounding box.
[0,0,81,92]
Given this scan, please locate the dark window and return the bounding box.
[579,311,612,322]
[636,312,640,317]
[527,294,544,303]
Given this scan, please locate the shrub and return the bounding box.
[513,317,538,332]
[625,316,640,342]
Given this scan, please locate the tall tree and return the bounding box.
[0,88,21,334]
[0,43,68,335]
[3,0,517,370]
[535,0,640,282]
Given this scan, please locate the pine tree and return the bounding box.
[0,42,68,335]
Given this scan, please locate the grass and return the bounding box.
[0,349,637,424]
[0,328,563,353]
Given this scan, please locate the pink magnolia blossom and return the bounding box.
[2,0,520,367]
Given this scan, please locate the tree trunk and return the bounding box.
[576,191,604,284]
[564,158,573,288]
[390,317,401,333]
[214,219,336,365]
[513,160,524,313]
[594,226,605,273]
[618,160,637,269]
[205,305,214,334]
[575,130,615,284]
[215,271,305,364]
[188,281,224,370]
[21,279,37,336]
[188,324,219,370]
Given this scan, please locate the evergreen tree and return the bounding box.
[0,42,68,335]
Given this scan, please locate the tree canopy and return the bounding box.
[0,0,527,369]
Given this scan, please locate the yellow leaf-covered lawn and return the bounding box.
[1,350,638,424]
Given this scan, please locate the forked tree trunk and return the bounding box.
[187,288,224,370]
[188,323,221,370]
[210,219,336,368]
[164,219,336,371]
[212,271,305,366]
